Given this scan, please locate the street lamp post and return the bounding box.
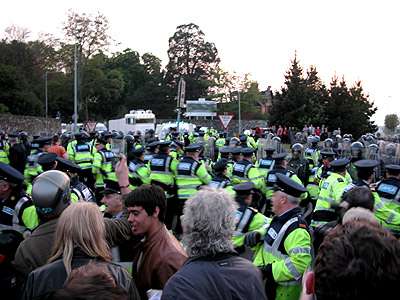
[45,72,48,134]
[236,91,241,134]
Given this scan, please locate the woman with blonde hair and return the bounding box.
[21,202,139,300]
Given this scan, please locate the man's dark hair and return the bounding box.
[124,184,166,222]
[342,186,374,211]
[314,220,400,300]
[49,262,128,300]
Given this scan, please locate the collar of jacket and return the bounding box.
[274,207,302,223]
[32,218,58,237]
[185,251,238,264]
[142,224,168,248]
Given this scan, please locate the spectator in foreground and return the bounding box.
[49,261,128,300]
[300,220,400,300]
[125,184,187,299]
[162,188,266,300]
[21,202,139,300]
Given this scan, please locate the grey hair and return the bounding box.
[181,188,238,257]
[286,194,300,205]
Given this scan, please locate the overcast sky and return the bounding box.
[1,0,398,125]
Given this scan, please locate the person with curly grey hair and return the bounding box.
[162,188,266,300]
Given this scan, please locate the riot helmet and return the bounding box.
[32,170,71,221]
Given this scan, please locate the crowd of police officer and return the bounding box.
[1,125,400,300]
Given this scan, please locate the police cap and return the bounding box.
[102,180,121,195]
[275,173,307,198]
[272,153,287,161]
[0,162,24,185]
[213,159,228,173]
[241,147,254,156]
[230,147,242,155]
[56,157,82,174]
[35,137,52,147]
[320,149,336,158]
[385,164,400,174]
[330,158,350,169]
[158,141,171,148]
[38,153,57,166]
[219,146,232,154]
[184,143,203,152]
[146,141,159,151]
[233,182,254,195]
[354,159,379,170]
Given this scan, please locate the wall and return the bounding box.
[0,114,61,136]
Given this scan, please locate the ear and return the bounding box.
[305,271,315,294]
[153,206,160,218]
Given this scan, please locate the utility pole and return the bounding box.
[73,44,78,133]
[238,91,242,134]
[176,77,186,132]
[45,71,48,134]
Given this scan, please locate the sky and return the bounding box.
[1,0,399,125]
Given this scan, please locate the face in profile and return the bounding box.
[127,206,156,236]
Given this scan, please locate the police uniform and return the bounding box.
[92,140,118,191]
[149,141,178,195]
[376,165,400,213]
[56,157,96,203]
[232,148,265,191]
[253,174,312,300]
[344,160,400,234]
[127,147,150,190]
[256,147,276,178]
[143,141,159,165]
[0,138,10,164]
[68,133,95,188]
[175,143,211,233]
[24,138,51,195]
[311,158,350,227]
[232,182,268,252]
[0,163,38,231]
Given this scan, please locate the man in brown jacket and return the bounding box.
[124,184,187,299]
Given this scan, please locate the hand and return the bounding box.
[244,231,261,247]
[115,154,129,187]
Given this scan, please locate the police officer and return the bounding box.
[287,143,309,185]
[304,136,320,167]
[344,160,400,235]
[8,133,28,174]
[56,157,96,203]
[127,147,150,190]
[314,149,336,186]
[252,173,312,300]
[208,159,231,189]
[67,131,95,188]
[93,137,118,194]
[0,131,9,164]
[169,141,184,160]
[376,164,400,213]
[24,137,48,195]
[311,158,350,227]
[149,141,178,195]
[37,153,58,172]
[215,132,226,149]
[232,182,268,254]
[144,141,159,164]
[175,143,211,233]
[256,147,276,179]
[348,141,365,180]
[0,163,38,231]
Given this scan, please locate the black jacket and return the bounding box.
[21,252,140,300]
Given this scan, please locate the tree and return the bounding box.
[270,55,308,128]
[385,114,399,132]
[326,77,377,137]
[165,23,220,100]
[3,25,30,42]
[62,10,111,60]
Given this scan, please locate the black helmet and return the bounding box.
[32,170,71,220]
